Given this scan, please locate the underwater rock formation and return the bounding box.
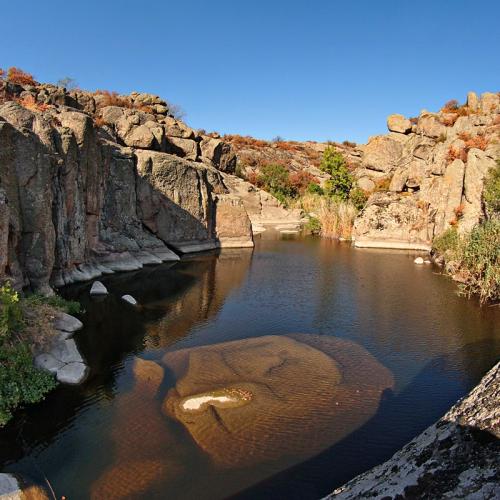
[162,334,393,468]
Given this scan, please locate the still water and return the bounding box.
[1,233,499,499]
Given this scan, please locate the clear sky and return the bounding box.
[1,0,499,143]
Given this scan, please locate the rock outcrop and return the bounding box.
[326,361,500,499]
[0,82,253,292]
[353,92,500,250]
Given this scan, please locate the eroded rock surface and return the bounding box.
[0,82,253,292]
[326,361,500,499]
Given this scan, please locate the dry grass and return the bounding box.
[19,302,59,353]
[464,134,489,151]
[301,193,357,239]
[224,134,270,148]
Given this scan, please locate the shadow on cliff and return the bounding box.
[231,338,500,500]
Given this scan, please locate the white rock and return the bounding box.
[121,294,138,306]
[414,257,425,265]
[90,280,108,295]
[424,260,432,264]
[0,473,21,498]
[53,312,83,333]
[56,362,88,384]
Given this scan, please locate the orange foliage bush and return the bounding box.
[454,203,465,219]
[442,99,460,112]
[6,67,37,86]
[224,134,269,148]
[94,90,133,109]
[18,95,49,112]
[457,132,471,141]
[446,146,467,164]
[94,116,106,128]
[464,134,489,151]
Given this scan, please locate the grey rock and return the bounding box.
[34,353,64,374]
[53,312,83,333]
[90,280,108,295]
[121,294,138,306]
[56,362,88,384]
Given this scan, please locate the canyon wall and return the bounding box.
[353,92,500,249]
[0,83,253,293]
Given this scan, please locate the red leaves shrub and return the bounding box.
[446,146,467,164]
[289,171,318,195]
[464,134,489,151]
[6,67,37,86]
[442,99,460,112]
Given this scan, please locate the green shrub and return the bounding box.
[24,293,82,316]
[306,216,321,234]
[320,147,353,200]
[0,282,23,342]
[0,283,59,427]
[0,342,56,426]
[349,188,368,211]
[460,219,500,303]
[432,227,461,256]
[257,163,296,200]
[483,160,500,217]
[306,182,324,195]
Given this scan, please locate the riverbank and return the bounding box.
[326,360,500,499]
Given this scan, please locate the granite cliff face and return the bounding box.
[0,82,253,293]
[353,92,500,249]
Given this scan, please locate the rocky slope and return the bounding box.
[0,81,254,293]
[353,92,500,249]
[326,361,500,499]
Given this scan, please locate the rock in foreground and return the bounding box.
[326,361,500,499]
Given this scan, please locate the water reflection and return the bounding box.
[0,235,498,500]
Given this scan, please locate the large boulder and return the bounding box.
[362,136,403,173]
[416,113,446,139]
[165,137,198,161]
[200,137,237,173]
[387,114,412,134]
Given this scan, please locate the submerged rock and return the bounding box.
[414,256,424,264]
[162,334,393,468]
[90,280,108,295]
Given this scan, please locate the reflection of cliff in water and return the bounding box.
[142,248,254,348]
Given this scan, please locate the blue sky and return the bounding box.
[1,0,499,143]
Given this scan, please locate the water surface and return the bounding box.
[1,233,499,499]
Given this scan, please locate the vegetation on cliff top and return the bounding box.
[0,284,81,427]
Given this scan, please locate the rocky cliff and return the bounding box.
[0,81,253,293]
[353,92,500,249]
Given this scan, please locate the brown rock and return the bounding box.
[362,136,403,172]
[387,114,412,134]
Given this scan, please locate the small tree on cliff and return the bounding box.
[320,147,353,200]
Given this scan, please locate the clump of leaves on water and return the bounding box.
[0,282,57,427]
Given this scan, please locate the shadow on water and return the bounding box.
[232,338,500,500]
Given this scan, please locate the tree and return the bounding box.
[320,146,353,200]
[57,77,78,90]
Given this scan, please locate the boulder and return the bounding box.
[387,114,412,134]
[163,116,195,139]
[56,361,88,384]
[389,167,408,192]
[480,92,500,114]
[121,294,138,306]
[165,137,198,161]
[416,113,446,139]
[199,137,237,173]
[357,177,375,191]
[90,280,108,295]
[467,91,479,111]
[53,312,83,333]
[362,136,403,172]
